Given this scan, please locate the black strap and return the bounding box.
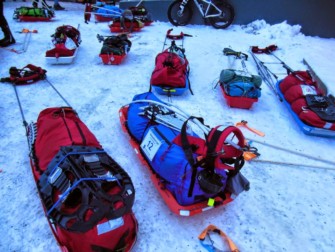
[180,116,205,197]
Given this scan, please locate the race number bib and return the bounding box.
[140,129,162,161]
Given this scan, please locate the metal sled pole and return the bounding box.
[247,138,335,166]
[249,159,335,171]
[249,50,283,101]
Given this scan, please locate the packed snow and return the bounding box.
[1,1,335,252]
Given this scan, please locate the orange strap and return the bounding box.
[236,120,265,137]
[198,224,239,252]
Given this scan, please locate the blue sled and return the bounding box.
[276,80,335,138]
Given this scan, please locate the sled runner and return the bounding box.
[150,29,193,97]
[2,65,138,251]
[217,48,262,109]
[45,25,81,65]
[119,92,252,216]
[97,33,132,65]
[251,45,335,137]
[13,6,54,22]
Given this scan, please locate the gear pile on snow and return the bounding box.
[278,71,335,132]
[97,33,132,65]
[28,107,138,251]
[45,25,81,64]
[150,29,193,97]
[0,64,46,85]
[120,92,250,216]
[218,48,262,109]
[13,6,54,21]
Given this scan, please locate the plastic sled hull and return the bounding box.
[221,86,258,109]
[119,105,234,217]
[45,47,78,65]
[109,26,142,33]
[18,16,53,22]
[94,14,113,22]
[276,80,335,138]
[99,53,126,65]
[152,77,190,96]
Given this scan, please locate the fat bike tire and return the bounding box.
[167,0,193,26]
[208,1,235,29]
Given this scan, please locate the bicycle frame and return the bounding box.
[192,0,223,18]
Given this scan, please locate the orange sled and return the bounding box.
[119,105,240,217]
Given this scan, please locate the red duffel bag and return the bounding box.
[28,107,138,252]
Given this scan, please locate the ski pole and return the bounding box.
[136,0,145,7]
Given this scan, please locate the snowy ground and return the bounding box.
[1,1,335,252]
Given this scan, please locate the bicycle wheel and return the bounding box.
[167,0,193,26]
[208,1,235,29]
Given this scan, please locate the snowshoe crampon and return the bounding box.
[29,107,138,251]
[45,25,81,64]
[119,92,250,216]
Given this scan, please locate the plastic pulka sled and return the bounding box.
[2,66,138,252]
[119,92,253,217]
[251,45,335,137]
[97,33,132,65]
[13,5,54,22]
[45,25,81,65]
[93,2,123,22]
[217,48,262,109]
[150,29,193,98]
[108,9,145,33]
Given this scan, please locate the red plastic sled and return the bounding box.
[99,53,126,65]
[18,16,53,22]
[119,105,234,217]
[221,86,258,109]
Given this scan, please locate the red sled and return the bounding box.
[99,53,126,65]
[28,107,138,251]
[109,20,144,33]
[18,16,53,22]
[45,25,81,64]
[221,87,258,109]
[95,14,113,22]
[13,7,54,22]
[119,105,235,217]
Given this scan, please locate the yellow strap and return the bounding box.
[198,224,239,252]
